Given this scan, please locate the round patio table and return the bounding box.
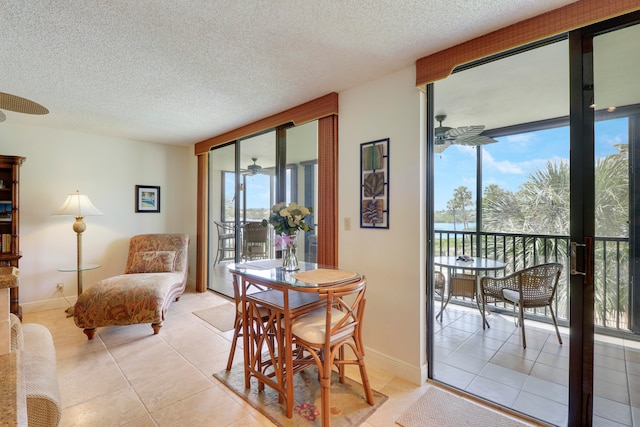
[433,256,506,326]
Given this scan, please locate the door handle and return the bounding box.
[570,242,584,276]
[570,237,593,285]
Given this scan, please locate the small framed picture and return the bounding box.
[0,201,11,222]
[135,185,160,213]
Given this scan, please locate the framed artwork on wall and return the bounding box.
[360,138,389,229]
[135,185,160,213]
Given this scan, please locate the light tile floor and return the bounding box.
[434,303,640,427]
[25,282,639,426]
[23,287,536,427]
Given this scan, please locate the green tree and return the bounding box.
[449,186,473,230]
[480,150,629,327]
[483,161,569,235]
[446,200,458,230]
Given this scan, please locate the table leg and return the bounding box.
[240,278,252,389]
[282,291,294,418]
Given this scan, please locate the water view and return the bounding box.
[434,222,476,231]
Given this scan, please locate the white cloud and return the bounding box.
[506,133,537,143]
[483,150,523,174]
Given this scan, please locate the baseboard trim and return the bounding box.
[365,346,425,385]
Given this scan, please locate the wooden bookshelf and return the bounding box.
[0,156,25,319]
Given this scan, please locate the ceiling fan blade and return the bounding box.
[455,135,498,146]
[434,141,452,153]
[446,125,484,139]
[0,92,49,114]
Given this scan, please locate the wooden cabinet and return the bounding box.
[0,155,25,319]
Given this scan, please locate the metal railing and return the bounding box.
[435,229,631,333]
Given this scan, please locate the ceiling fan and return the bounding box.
[0,92,49,123]
[241,157,274,176]
[434,114,497,153]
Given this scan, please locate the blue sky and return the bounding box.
[230,118,628,213]
[434,117,627,211]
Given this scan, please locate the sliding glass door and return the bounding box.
[428,12,640,425]
[207,122,319,297]
[579,20,640,426]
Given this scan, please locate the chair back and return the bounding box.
[214,221,235,237]
[243,222,268,259]
[124,234,190,284]
[318,278,367,345]
[518,262,562,306]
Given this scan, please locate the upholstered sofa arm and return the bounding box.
[10,315,61,427]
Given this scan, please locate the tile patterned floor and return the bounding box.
[433,303,640,426]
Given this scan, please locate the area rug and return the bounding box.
[193,303,236,332]
[396,387,530,427]
[214,365,388,427]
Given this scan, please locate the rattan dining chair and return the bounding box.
[288,278,374,426]
[226,277,271,371]
[481,262,563,349]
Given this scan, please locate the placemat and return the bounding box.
[291,269,358,285]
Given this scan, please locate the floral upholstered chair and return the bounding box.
[74,233,189,339]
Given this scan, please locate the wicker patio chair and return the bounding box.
[434,270,446,321]
[480,262,563,349]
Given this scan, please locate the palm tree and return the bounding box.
[480,149,629,328]
[451,186,473,230]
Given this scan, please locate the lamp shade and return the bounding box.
[52,191,103,217]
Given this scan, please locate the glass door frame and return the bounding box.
[569,13,640,425]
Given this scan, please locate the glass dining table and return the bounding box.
[227,259,362,419]
[433,256,507,326]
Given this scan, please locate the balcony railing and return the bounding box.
[435,229,631,334]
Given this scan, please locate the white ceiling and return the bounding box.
[1,0,578,146]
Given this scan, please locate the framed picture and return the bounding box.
[360,138,389,228]
[0,201,11,222]
[135,185,160,213]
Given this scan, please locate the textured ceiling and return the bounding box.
[0,0,577,146]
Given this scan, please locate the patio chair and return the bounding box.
[242,222,269,261]
[480,262,563,349]
[214,221,235,265]
[434,270,446,321]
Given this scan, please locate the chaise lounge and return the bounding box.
[74,233,189,339]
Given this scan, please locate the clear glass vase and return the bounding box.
[281,231,299,271]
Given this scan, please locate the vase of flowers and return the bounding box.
[262,202,313,271]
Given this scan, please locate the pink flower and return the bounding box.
[274,234,295,250]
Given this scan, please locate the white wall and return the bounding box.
[0,123,197,313]
[339,66,426,384]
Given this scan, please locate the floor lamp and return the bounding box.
[52,190,103,305]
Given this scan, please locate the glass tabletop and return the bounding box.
[434,256,506,271]
[57,264,101,272]
[228,259,361,288]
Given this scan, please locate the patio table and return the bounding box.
[434,256,506,326]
